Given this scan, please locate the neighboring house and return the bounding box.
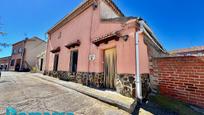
[170,46,204,56]
[45,0,167,98]
[0,56,11,71]
[36,50,46,72]
[9,37,46,71]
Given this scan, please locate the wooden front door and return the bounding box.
[104,48,117,89]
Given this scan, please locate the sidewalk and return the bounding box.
[31,73,137,113]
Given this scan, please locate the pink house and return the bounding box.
[45,0,167,98]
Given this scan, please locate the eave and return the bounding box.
[92,31,120,46]
[65,40,81,49]
[50,47,61,53]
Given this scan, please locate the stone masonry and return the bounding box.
[44,71,151,98]
[115,74,135,97]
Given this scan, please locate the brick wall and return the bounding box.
[152,56,204,108]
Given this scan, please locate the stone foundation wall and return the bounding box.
[44,71,76,81]
[44,71,104,88]
[76,72,104,88]
[115,74,151,98]
[44,70,150,98]
[115,74,135,97]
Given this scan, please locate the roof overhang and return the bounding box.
[92,31,120,46]
[50,47,60,53]
[65,40,81,49]
[139,20,167,53]
[103,0,124,17]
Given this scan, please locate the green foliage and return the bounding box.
[150,94,202,115]
[31,67,37,73]
[0,43,10,47]
[0,31,9,51]
[0,32,6,35]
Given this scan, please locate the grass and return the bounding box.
[150,94,202,115]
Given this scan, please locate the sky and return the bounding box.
[0,0,204,57]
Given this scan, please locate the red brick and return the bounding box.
[196,90,204,94]
[153,56,204,108]
[190,81,199,84]
[185,88,195,92]
[174,82,183,85]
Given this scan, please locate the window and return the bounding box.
[13,49,17,54]
[18,48,23,53]
[10,59,15,66]
[53,54,59,71]
[69,50,78,73]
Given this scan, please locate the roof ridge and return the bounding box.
[47,0,124,34]
[103,0,124,16]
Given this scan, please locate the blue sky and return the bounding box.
[0,0,204,57]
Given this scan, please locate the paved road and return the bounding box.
[0,72,129,115]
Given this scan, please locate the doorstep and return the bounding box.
[31,73,137,113]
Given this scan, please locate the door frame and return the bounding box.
[69,50,79,73]
[103,47,117,89]
[53,54,59,71]
[15,59,21,71]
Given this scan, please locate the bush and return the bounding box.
[31,67,37,73]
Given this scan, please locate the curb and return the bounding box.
[32,73,137,113]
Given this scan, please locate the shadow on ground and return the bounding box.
[132,101,178,115]
[0,80,10,83]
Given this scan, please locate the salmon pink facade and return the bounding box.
[45,0,166,98]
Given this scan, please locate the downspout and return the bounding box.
[135,26,143,101]
[135,20,165,102]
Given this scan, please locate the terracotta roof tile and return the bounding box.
[170,46,204,54]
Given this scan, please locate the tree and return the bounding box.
[0,35,9,52]
[0,32,5,35]
[0,19,10,52]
